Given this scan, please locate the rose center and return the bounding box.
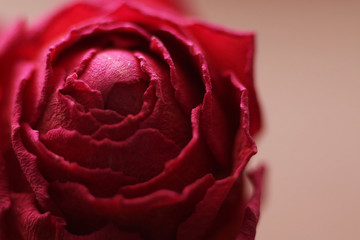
[80,49,148,115]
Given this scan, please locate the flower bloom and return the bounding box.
[0,0,264,239]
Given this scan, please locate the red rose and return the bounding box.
[0,0,264,239]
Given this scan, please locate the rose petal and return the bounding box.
[200,92,233,171]
[200,73,258,174]
[29,2,105,48]
[106,80,149,115]
[17,123,138,198]
[79,49,146,103]
[140,100,191,148]
[135,52,192,147]
[37,92,101,135]
[90,84,157,141]
[109,0,185,13]
[235,167,264,240]
[48,173,215,237]
[210,166,265,240]
[35,23,153,135]
[89,108,125,125]
[11,75,55,212]
[177,166,264,240]
[1,147,31,194]
[34,22,152,128]
[0,152,13,239]
[108,2,185,34]
[117,106,215,198]
[41,127,181,181]
[53,46,100,78]
[229,74,258,175]
[60,223,143,240]
[8,193,64,240]
[149,34,204,115]
[0,22,27,147]
[186,23,261,135]
[176,177,236,240]
[91,47,192,147]
[60,74,105,110]
[7,193,143,240]
[134,51,174,104]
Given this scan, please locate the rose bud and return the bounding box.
[0,0,264,239]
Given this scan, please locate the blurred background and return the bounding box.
[1,0,360,239]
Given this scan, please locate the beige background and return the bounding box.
[1,0,360,239]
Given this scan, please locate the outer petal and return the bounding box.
[177,166,264,240]
[176,177,236,240]
[0,22,27,147]
[7,193,143,240]
[0,153,13,239]
[60,224,143,240]
[198,71,257,174]
[229,73,258,174]
[48,173,215,238]
[107,3,186,38]
[206,167,264,240]
[235,167,264,240]
[25,2,106,54]
[177,81,261,240]
[138,0,185,11]
[8,193,64,240]
[186,22,261,136]
[96,0,186,13]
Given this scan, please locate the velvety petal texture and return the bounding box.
[0,0,264,239]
